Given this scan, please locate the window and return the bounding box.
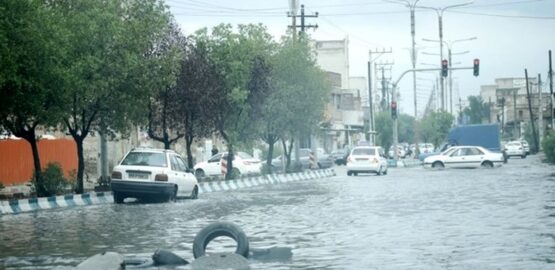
[352,148,375,155]
[208,153,223,163]
[121,152,167,167]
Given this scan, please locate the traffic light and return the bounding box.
[473,58,480,76]
[391,101,397,119]
[441,59,448,77]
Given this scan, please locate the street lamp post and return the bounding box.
[386,0,421,118]
[417,1,474,111]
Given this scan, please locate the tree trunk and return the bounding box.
[164,140,171,150]
[75,137,85,194]
[186,135,194,168]
[266,141,274,166]
[26,135,46,196]
[226,143,234,180]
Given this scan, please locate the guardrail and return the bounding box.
[0,169,336,215]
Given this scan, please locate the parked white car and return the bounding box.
[194,152,261,178]
[520,140,530,155]
[505,141,527,158]
[111,148,199,203]
[347,146,388,176]
[423,146,504,169]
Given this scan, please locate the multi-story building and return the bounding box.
[315,38,366,151]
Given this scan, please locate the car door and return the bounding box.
[465,147,485,168]
[175,155,195,195]
[169,155,187,195]
[205,153,223,176]
[446,148,466,168]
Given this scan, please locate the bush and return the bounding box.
[542,132,555,164]
[32,162,71,197]
[0,182,4,190]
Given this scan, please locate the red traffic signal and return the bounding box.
[441,59,448,77]
[391,101,397,118]
[473,58,480,76]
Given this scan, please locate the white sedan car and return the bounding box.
[111,148,199,203]
[423,146,504,169]
[346,146,388,176]
[505,141,526,158]
[194,152,261,178]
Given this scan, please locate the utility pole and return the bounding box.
[288,3,318,165]
[513,90,518,138]
[525,69,539,153]
[538,74,543,149]
[287,0,299,41]
[288,4,318,39]
[549,50,553,130]
[368,48,392,144]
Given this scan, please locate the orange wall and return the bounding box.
[0,139,78,185]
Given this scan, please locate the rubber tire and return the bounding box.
[168,186,177,202]
[481,161,493,168]
[383,169,388,175]
[377,167,382,176]
[192,222,249,259]
[432,161,444,169]
[195,169,205,178]
[114,192,124,204]
[353,172,358,176]
[521,155,526,159]
[347,171,352,176]
[190,186,198,200]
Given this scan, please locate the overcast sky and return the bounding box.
[167,0,555,116]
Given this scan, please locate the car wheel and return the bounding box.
[169,186,178,202]
[353,172,358,176]
[195,169,205,178]
[190,186,199,200]
[521,155,526,159]
[383,169,388,175]
[347,171,352,176]
[377,167,382,176]
[481,161,493,168]
[113,192,124,204]
[432,161,444,169]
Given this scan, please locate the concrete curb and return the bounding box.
[0,169,335,215]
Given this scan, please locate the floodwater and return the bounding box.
[1,155,554,269]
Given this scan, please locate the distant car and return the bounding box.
[111,148,199,203]
[194,152,262,178]
[520,140,530,154]
[505,141,526,158]
[315,148,334,168]
[346,146,388,176]
[423,146,504,169]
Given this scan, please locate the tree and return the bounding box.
[398,114,416,144]
[176,37,221,168]
[463,95,490,124]
[55,0,173,193]
[375,112,393,151]
[419,111,455,148]
[0,0,65,196]
[147,22,186,150]
[267,37,331,172]
[195,24,275,179]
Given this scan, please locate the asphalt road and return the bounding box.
[1,155,554,269]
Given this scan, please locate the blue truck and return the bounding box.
[419,123,503,161]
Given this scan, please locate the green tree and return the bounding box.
[55,0,173,193]
[398,114,416,144]
[176,37,220,168]
[419,111,455,148]
[0,0,65,196]
[195,24,275,179]
[375,112,392,151]
[267,37,331,171]
[463,95,490,124]
[147,22,186,150]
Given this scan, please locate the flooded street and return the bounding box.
[1,156,554,269]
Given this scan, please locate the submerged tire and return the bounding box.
[113,192,124,204]
[432,161,444,169]
[190,186,199,200]
[481,161,493,168]
[192,222,249,259]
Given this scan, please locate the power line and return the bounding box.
[448,10,555,20]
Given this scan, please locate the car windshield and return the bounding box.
[236,152,254,159]
[352,148,375,155]
[121,152,167,167]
